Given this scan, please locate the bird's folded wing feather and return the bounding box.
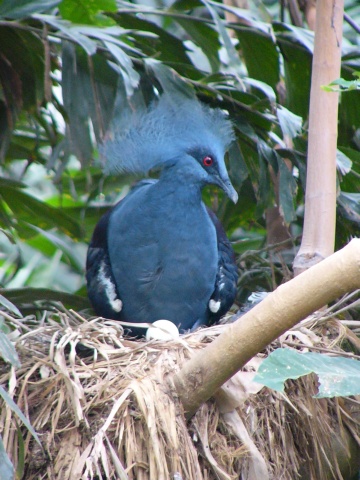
[86,180,157,318]
[206,208,238,323]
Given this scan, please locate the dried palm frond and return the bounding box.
[0,294,359,480]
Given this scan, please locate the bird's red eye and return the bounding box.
[203,156,213,167]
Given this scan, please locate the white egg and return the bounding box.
[146,320,180,341]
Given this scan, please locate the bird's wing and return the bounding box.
[206,208,238,324]
[86,179,157,319]
[86,208,122,319]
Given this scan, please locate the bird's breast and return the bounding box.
[107,191,218,327]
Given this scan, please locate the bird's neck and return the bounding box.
[156,162,204,205]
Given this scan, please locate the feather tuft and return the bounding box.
[101,94,234,175]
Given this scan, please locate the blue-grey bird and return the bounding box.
[86,94,238,336]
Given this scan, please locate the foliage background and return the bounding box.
[0,0,359,313]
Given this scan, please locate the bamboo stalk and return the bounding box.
[293,0,344,275]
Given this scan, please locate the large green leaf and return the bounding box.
[337,192,360,224]
[145,59,195,98]
[255,348,360,398]
[337,146,360,193]
[0,182,84,239]
[174,16,221,73]
[26,227,86,272]
[274,23,313,119]
[0,27,45,156]
[277,155,297,223]
[61,42,94,165]
[61,41,126,159]
[203,0,241,73]
[0,386,41,445]
[113,12,194,69]
[0,330,21,368]
[59,0,117,25]
[214,177,258,231]
[34,14,98,55]
[338,52,360,146]
[235,26,279,91]
[276,105,303,139]
[105,41,140,96]
[0,293,23,318]
[0,0,60,19]
[0,436,13,480]
[0,288,90,312]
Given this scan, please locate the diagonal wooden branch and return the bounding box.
[174,238,360,419]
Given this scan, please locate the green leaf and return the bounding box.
[278,156,297,223]
[84,53,119,142]
[114,12,193,68]
[274,23,313,119]
[75,25,143,55]
[174,16,220,73]
[0,0,60,19]
[232,233,265,254]
[228,141,248,189]
[0,330,21,368]
[338,61,360,146]
[234,25,280,91]
[5,252,43,289]
[0,27,45,112]
[171,0,203,9]
[0,385,41,445]
[336,149,352,176]
[105,41,140,96]
[208,1,266,27]
[61,42,94,165]
[323,77,360,92]
[0,177,25,189]
[0,186,84,239]
[16,426,25,480]
[337,146,360,192]
[34,14,97,55]
[59,0,117,25]
[27,227,85,272]
[202,0,241,72]
[218,179,258,231]
[0,288,90,312]
[338,146,360,165]
[254,348,360,398]
[337,192,360,224]
[257,143,273,211]
[0,435,14,480]
[0,293,23,318]
[276,105,303,140]
[240,77,275,104]
[145,59,195,98]
[277,148,307,190]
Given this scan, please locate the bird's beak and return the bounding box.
[217,176,238,204]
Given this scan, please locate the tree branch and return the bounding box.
[174,238,360,418]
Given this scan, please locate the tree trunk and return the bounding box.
[293,0,344,276]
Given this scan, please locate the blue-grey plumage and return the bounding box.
[102,95,235,178]
[86,94,238,336]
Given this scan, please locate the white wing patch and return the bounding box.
[209,299,221,313]
[98,261,123,312]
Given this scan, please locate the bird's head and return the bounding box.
[183,146,238,203]
[102,93,237,203]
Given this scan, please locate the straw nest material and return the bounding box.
[1,293,360,480]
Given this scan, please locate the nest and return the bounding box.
[1,298,360,480]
